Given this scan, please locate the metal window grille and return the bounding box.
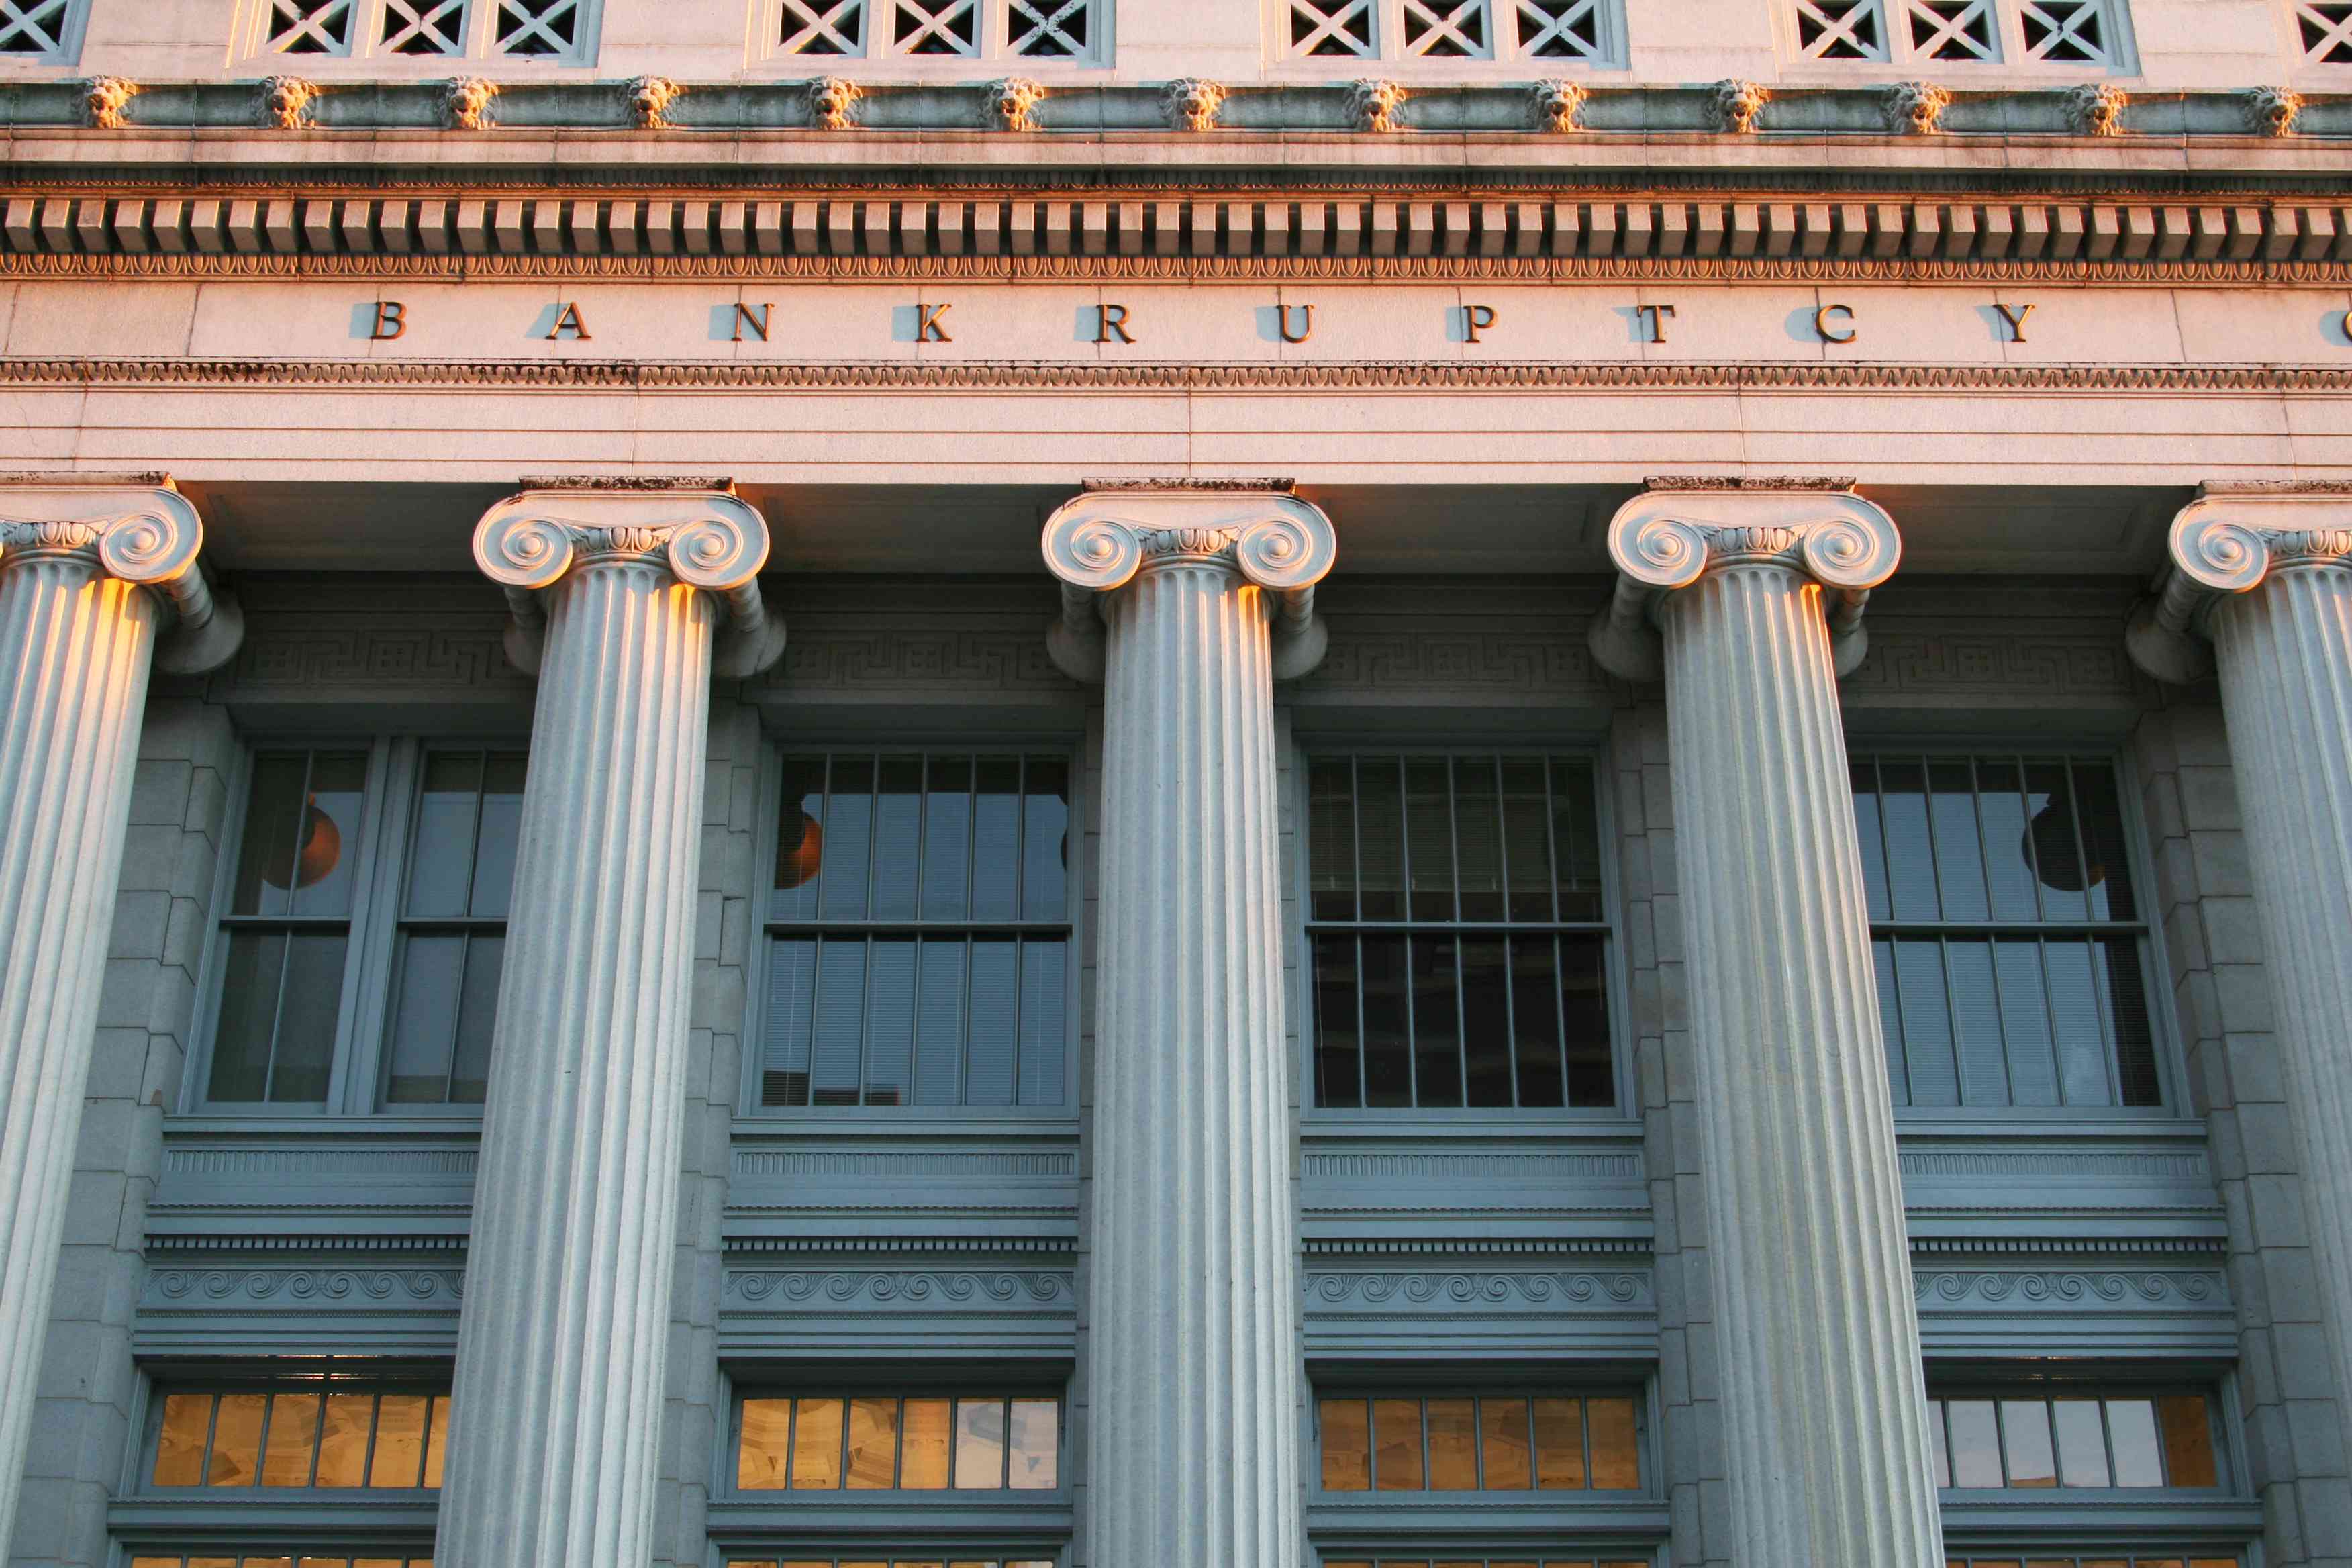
[377,0,467,52]
[1315,1393,1643,1493]
[1400,0,1493,55]
[1289,0,1379,54]
[760,751,1071,1111]
[0,0,79,58]
[780,0,867,51]
[1514,0,1609,57]
[1851,753,2162,1112]
[262,0,360,53]
[2296,0,2352,60]
[1925,1388,2225,1492]
[733,1394,1061,1491]
[1306,753,1613,1112]
[147,1381,451,1491]
[2017,0,2118,62]
[1793,0,1892,56]
[1902,0,1999,57]
[892,0,981,52]
[1007,0,1090,54]
[491,0,585,54]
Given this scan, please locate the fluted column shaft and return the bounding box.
[2202,550,2352,1476]
[1044,487,1335,1568]
[0,485,231,1557]
[1597,486,1939,1568]
[439,488,774,1568]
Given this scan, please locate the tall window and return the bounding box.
[147,1381,451,1491]
[1306,754,1614,1111]
[1850,753,2162,1112]
[1316,1392,1642,1493]
[734,1393,1061,1491]
[759,751,1071,1111]
[201,741,524,1112]
[1928,1387,2225,1492]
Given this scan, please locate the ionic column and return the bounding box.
[438,481,783,1568]
[1589,481,1941,1568]
[2128,487,2352,1479]
[0,479,239,1553]
[1043,483,1335,1568]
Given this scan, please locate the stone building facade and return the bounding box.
[3,0,2352,1565]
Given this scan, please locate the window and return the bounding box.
[1316,1394,1642,1492]
[728,1560,1051,1567]
[1787,0,2129,64]
[1851,754,2162,1112]
[132,1559,434,1567]
[1279,0,1620,62]
[734,1395,1060,1491]
[772,0,1108,62]
[148,1383,451,1491]
[1324,1561,1649,1568]
[758,752,1070,1112]
[200,742,524,1113]
[0,0,85,60]
[1306,754,1613,1112]
[1944,1559,2240,1568]
[1928,1390,2224,1492]
[2295,0,2352,62]
[240,0,597,62]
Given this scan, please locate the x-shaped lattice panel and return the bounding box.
[1008,0,1089,54]
[1290,0,1377,54]
[781,0,865,51]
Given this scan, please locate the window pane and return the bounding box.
[369,1395,428,1487]
[154,1393,212,1486]
[2158,1395,2218,1487]
[2108,1398,2165,1487]
[2045,939,2112,1106]
[1406,758,1455,921]
[864,939,918,1108]
[921,756,973,920]
[1893,939,1958,1108]
[810,940,867,1107]
[209,930,289,1102]
[1310,758,1358,921]
[293,752,369,918]
[2023,761,2090,921]
[1511,937,1565,1109]
[1459,938,1512,1108]
[1360,935,1412,1108]
[1949,940,2008,1107]
[1531,1397,1584,1489]
[1020,755,1069,922]
[1411,934,1462,1107]
[871,756,924,922]
[912,938,967,1106]
[772,756,828,921]
[315,1393,372,1487]
[1551,757,1603,922]
[844,1398,898,1489]
[900,1399,952,1489]
[1500,758,1553,923]
[471,752,528,919]
[406,752,481,918]
[2072,760,2138,920]
[1357,758,1405,921]
[2102,940,2160,1107]
[1008,1398,1057,1489]
[1320,1398,1371,1490]
[267,932,347,1104]
[260,1393,321,1487]
[1876,759,1938,920]
[1928,761,1990,921]
[449,934,502,1104]
[1016,939,1065,1108]
[1587,1398,1639,1489]
[1478,1397,1531,1489]
[738,1399,791,1489]
[1454,758,1504,922]
[966,938,1018,1106]
[2053,1398,2108,1487]
[232,753,313,916]
[2000,1400,2055,1487]
[1426,1398,1477,1490]
[206,1393,266,1486]
[792,1398,844,1489]
[1372,1399,1424,1490]
[1928,1400,1950,1487]
[1947,1400,2001,1487]
[953,1398,1006,1489]
[1993,937,2061,1106]
[1853,761,1890,922]
[819,756,875,920]
[1873,938,1907,1107]
[1560,934,1612,1107]
[761,939,817,1106]
[971,756,1022,922]
[423,1396,450,1489]
[1973,760,2039,921]
[385,934,464,1102]
[1314,934,1363,1108]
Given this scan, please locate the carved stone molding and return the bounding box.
[990,77,1046,132]
[256,75,319,131]
[1306,1271,1651,1308]
[473,483,785,677]
[1714,79,1769,134]
[1530,79,1587,132]
[145,1267,467,1308]
[83,77,138,130]
[1040,485,1337,683]
[0,483,240,674]
[723,1269,1073,1306]
[2128,489,2352,683]
[2244,85,2305,136]
[626,75,680,130]
[808,75,861,131]
[1587,481,1901,683]
[2067,81,2128,137]
[443,77,497,132]
[1883,81,1951,135]
[1164,77,1226,132]
[1912,1269,2225,1308]
[1350,78,1406,133]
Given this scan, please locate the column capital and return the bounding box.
[1588,478,1901,683]
[0,476,242,674]
[473,477,786,679]
[2128,485,2352,684]
[1040,480,1338,682]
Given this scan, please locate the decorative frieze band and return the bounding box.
[7,190,2352,279]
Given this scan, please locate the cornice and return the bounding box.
[7,357,2352,395]
[6,187,2352,280]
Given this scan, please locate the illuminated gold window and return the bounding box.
[149,1387,451,1491]
[1943,1557,2241,1568]
[130,1558,433,1567]
[1928,1391,2224,1491]
[726,1559,1054,1568]
[1322,1559,1649,1568]
[734,1396,1061,1492]
[1316,1394,1641,1493]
